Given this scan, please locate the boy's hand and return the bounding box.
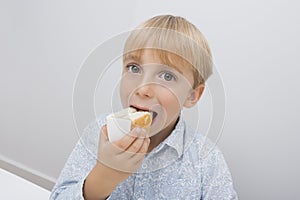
[83,125,150,199]
[97,125,150,174]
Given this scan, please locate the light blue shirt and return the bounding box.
[50,114,238,199]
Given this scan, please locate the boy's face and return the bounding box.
[120,49,202,136]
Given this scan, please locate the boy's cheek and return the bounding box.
[119,83,128,106]
[159,87,187,106]
[119,91,129,108]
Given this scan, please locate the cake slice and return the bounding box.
[106,107,152,142]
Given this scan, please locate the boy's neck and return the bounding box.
[147,117,179,153]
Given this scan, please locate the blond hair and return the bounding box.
[123,15,213,88]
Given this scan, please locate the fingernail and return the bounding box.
[133,127,141,136]
[141,128,147,136]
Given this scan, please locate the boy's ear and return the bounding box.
[183,84,205,108]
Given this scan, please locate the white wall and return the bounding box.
[1,0,300,199]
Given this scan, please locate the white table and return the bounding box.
[0,168,50,199]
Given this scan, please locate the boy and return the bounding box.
[50,15,238,199]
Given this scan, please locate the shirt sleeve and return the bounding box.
[200,145,238,200]
[49,117,103,200]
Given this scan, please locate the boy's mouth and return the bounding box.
[130,105,158,123]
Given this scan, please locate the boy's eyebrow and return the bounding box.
[170,65,183,74]
[124,54,141,63]
[162,63,183,74]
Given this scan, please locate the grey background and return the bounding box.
[1,0,300,199]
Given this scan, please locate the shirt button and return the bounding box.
[142,163,147,169]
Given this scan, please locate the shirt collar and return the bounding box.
[151,115,185,158]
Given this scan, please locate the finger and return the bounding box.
[131,138,150,158]
[139,138,150,154]
[125,137,145,154]
[129,138,150,161]
[115,150,145,173]
[114,127,140,151]
[101,125,109,140]
[99,125,109,147]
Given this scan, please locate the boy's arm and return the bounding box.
[83,125,149,199]
[201,146,238,200]
[83,162,127,200]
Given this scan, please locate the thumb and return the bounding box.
[100,125,109,143]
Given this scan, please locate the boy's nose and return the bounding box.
[135,83,154,98]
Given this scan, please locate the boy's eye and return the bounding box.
[160,72,176,81]
[127,64,141,73]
